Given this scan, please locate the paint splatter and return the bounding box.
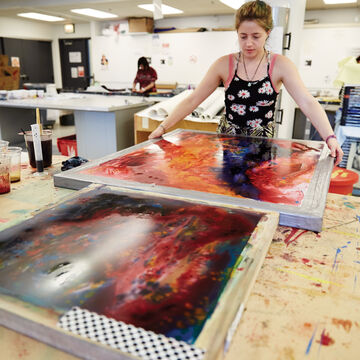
[305,324,317,355]
[81,133,322,207]
[281,253,298,262]
[332,318,352,332]
[316,329,335,346]
[284,229,308,247]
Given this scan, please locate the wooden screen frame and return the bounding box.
[0,184,278,360]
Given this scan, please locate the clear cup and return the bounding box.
[0,153,11,194]
[7,146,22,182]
[0,140,9,152]
[23,130,52,168]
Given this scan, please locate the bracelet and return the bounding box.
[159,123,166,134]
[325,134,336,145]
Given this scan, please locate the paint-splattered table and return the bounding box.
[0,154,74,232]
[1,158,360,359]
[226,193,360,360]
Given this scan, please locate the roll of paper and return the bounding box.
[149,89,193,118]
[192,88,224,118]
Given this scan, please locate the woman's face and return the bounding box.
[237,20,268,58]
[139,64,144,70]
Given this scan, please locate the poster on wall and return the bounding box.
[10,57,20,67]
[71,67,78,78]
[77,66,85,77]
[101,54,109,70]
[69,51,82,63]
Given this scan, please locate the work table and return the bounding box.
[0,94,154,159]
[0,93,152,112]
[0,157,359,359]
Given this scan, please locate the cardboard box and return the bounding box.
[128,17,154,33]
[0,66,20,90]
[0,55,9,67]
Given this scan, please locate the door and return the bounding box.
[1,37,54,87]
[59,38,90,90]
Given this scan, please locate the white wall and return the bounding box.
[92,31,239,89]
[305,8,360,24]
[299,25,360,96]
[0,16,53,40]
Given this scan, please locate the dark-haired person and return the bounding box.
[132,57,157,94]
[356,55,360,64]
[149,0,343,166]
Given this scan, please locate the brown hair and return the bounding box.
[235,1,273,32]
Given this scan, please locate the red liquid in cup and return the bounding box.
[0,174,10,194]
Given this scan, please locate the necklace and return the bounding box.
[242,50,266,87]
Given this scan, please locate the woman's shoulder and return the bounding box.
[215,53,239,67]
[269,52,293,67]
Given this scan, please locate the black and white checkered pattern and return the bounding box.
[58,307,205,360]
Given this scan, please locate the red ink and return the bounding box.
[281,253,298,262]
[317,330,335,346]
[284,229,308,247]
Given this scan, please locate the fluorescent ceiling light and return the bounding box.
[70,8,118,19]
[219,0,245,10]
[138,4,183,15]
[323,0,356,3]
[17,12,64,22]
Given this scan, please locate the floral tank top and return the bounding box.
[218,51,279,137]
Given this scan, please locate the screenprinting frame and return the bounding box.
[54,129,334,232]
[0,184,278,360]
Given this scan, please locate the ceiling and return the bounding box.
[0,0,359,24]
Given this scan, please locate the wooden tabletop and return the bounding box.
[1,155,360,360]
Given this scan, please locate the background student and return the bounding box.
[132,57,158,94]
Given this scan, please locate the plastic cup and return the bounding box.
[0,153,11,194]
[7,146,22,182]
[0,140,9,152]
[23,130,52,168]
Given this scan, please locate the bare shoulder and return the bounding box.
[271,53,298,80]
[214,53,232,68]
[272,54,296,70]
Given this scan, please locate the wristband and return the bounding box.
[159,123,166,134]
[325,134,336,145]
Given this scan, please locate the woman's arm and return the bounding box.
[275,55,343,165]
[139,82,155,93]
[149,55,228,139]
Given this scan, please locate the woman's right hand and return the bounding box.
[149,125,165,139]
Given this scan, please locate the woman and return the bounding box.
[149,0,343,165]
[132,57,157,94]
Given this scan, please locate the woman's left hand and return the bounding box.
[327,137,343,166]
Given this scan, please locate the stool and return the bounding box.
[328,167,359,195]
